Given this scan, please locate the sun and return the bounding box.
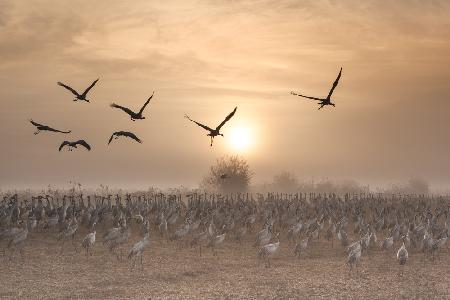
[228,126,252,152]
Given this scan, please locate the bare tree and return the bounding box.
[272,172,299,192]
[202,155,252,193]
[407,177,429,194]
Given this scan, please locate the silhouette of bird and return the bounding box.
[29,119,71,135]
[59,140,91,152]
[110,92,154,121]
[185,107,237,146]
[57,78,99,102]
[108,131,142,145]
[291,67,342,110]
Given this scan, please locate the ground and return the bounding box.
[1,227,449,300]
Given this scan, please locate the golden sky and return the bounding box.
[1,0,450,189]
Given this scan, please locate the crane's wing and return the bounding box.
[110,103,136,117]
[57,82,80,97]
[138,92,154,115]
[76,140,91,151]
[216,107,237,131]
[184,115,214,132]
[290,91,323,101]
[29,119,44,127]
[81,78,99,97]
[59,141,70,151]
[108,133,115,145]
[122,131,142,143]
[327,67,342,99]
[47,127,71,133]
[56,128,71,134]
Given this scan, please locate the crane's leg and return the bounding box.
[8,247,14,261]
[210,137,213,147]
[20,246,25,261]
[72,236,78,253]
[140,255,144,271]
[60,240,65,255]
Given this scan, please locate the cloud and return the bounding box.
[1,0,450,188]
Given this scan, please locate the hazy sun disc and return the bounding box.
[229,126,251,151]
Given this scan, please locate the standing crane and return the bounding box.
[128,235,150,270]
[396,242,408,276]
[257,233,280,268]
[81,231,96,259]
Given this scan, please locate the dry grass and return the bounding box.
[1,228,449,300]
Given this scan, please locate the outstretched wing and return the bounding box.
[108,133,115,145]
[122,131,142,143]
[47,127,70,133]
[290,91,323,101]
[138,92,154,115]
[29,119,44,127]
[327,67,342,99]
[59,141,70,151]
[184,115,214,132]
[216,107,237,131]
[57,82,80,97]
[76,140,91,151]
[110,103,136,117]
[55,128,71,134]
[82,78,99,97]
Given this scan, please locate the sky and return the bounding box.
[0,0,450,190]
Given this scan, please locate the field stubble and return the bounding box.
[1,226,449,300]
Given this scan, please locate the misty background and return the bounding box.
[1,1,450,191]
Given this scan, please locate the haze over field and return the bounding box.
[1,0,450,189]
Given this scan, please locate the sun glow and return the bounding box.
[228,126,252,152]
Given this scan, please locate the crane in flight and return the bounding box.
[57,78,99,102]
[184,107,237,146]
[291,67,342,110]
[59,140,91,152]
[29,119,71,135]
[108,131,142,145]
[110,92,155,121]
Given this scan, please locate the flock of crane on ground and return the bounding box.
[0,191,448,273]
[30,67,342,149]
